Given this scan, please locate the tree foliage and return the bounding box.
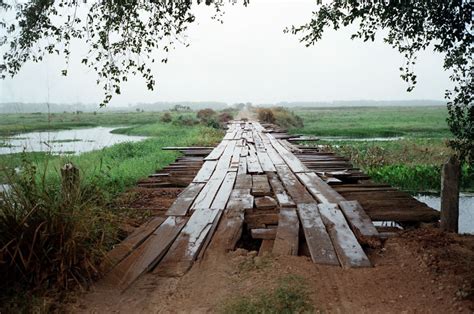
[0,0,225,105]
[288,0,473,161]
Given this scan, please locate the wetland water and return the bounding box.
[0,127,146,155]
[416,194,474,234]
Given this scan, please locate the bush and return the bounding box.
[257,108,276,124]
[218,112,233,124]
[172,114,199,126]
[0,162,120,311]
[197,108,216,124]
[160,112,172,123]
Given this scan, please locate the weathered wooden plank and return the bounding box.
[205,140,228,161]
[154,208,221,276]
[267,172,296,208]
[104,216,187,290]
[191,169,227,210]
[245,212,279,228]
[230,146,242,171]
[193,160,217,183]
[318,203,371,268]
[296,172,346,204]
[272,208,299,256]
[247,152,263,174]
[255,196,277,210]
[210,172,237,210]
[251,228,277,240]
[275,165,314,204]
[166,183,205,216]
[226,188,254,210]
[252,175,271,196]
[259,239,274,256]
[257,151,277,172]
[205,190,251,256]
[235,174,253,189]
[162,146,214,150]
[296,203,339,266]
[102,216,166,272]
[238,156,248,175]
[338,200,381,248]
[267,134,308,173]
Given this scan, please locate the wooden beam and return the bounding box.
[318,203,371,268]
[273,208,299,256]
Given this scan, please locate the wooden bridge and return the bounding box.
[101,120,439,290]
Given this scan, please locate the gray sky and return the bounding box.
[0,0,452,106]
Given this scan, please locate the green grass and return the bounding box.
[292,106,450,138]
[220,275,314,314]
[0,111,166,136]
[1,123,223,195]
[291,106,473,192]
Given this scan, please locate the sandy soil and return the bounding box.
[73,224,474,313]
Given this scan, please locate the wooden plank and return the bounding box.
[238,156,248,175]
[162,146,214,150]
[210,172,237,210]
[296,203,339,266]
[338,200,381,248]
[275,165,314,204]
[252,175,271,196]
[230,146,242,171]
[247,152,263,174]
[272,208,299,256]
[255,196,277,210]
[318,203,371,268]
[257,151,276,172]
[205,140,228,160]
[267,172,296,208]
[193,160,217,183]
[251,228,277,240]
[245,212,279,228]
[259,240,274,256]
[296,172,346,204]
[102,216,166,271]
[267,134,308,173]
[226,188,254,210]
[235,174,252,189]
[191,169,227,210]
[166,183,205,216]
[154,208,221,276]
[204,207,245,257]
[104,216,187,290]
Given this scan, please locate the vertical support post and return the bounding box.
[440,156,460,232]
[61,163,80,202]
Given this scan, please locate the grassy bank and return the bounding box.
[0,112,224,311]
[290,106,473,193]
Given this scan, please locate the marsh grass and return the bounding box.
[0,161,122,312]
[0,121,223,311]
[221,275,314,314]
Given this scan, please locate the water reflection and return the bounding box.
[0,127,146,155]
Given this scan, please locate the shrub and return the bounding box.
[0,162,120,311]
[218,112,233,124]
[257,108,276,124]
[172,114,199,126]
[160,112,172,123]
[197,108,216,124]
[272,107,304,129]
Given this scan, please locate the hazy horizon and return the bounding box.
[0,0,452,107]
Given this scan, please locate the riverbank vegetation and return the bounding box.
[0,109,225,311]
[290,106,473,193]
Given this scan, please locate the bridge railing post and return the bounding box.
[440,155,460,232]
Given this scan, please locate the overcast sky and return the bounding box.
[0,0,452,107]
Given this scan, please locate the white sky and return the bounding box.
[0,0,452,106]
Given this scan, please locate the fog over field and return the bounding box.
[0,0,451,107]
